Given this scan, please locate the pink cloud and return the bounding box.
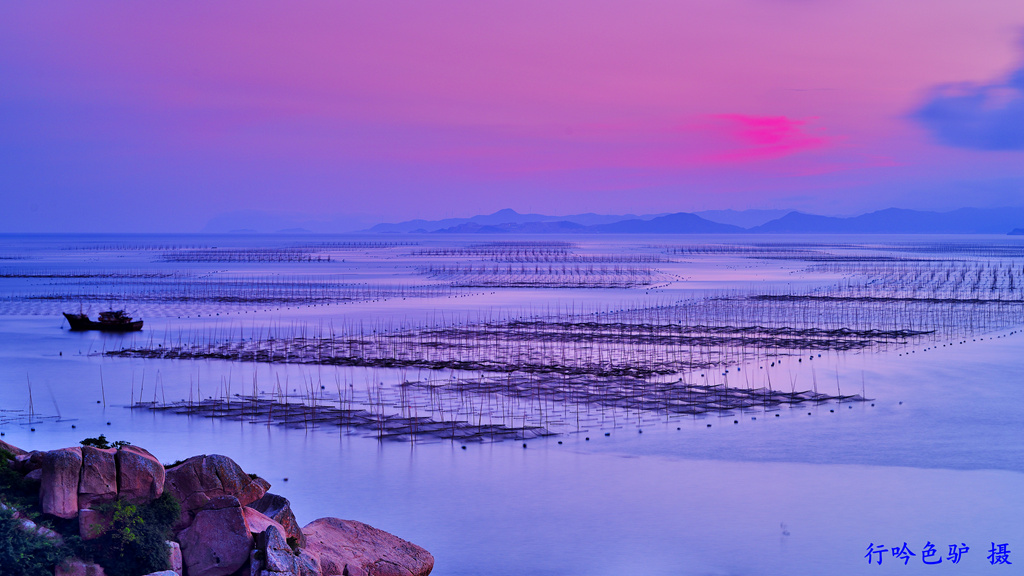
[698,114,831,163]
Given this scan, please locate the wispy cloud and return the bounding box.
[913,63,1024,150]
[697,114,831,163]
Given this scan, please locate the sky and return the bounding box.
[3,1,1024,232]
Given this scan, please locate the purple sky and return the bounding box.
[3,1,1024,232]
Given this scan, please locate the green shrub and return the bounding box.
[80,435,111,449]
[0,450,38,511]
[79,436,131,451]
[0,505,71,576]
[72,492,181,576]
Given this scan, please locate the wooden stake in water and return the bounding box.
[27,374,35,422]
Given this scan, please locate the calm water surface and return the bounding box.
[1,234,1022,575]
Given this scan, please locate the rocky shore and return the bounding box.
[0,438,433,576]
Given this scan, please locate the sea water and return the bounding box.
[1,233,1021,575]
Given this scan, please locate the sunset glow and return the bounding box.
[2,1,1024,231]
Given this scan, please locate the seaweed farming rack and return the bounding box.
[129,372,867,443]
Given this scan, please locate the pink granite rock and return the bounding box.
[295,549,322,576]
[40,447,82,519]
[11,511,63,543]
[167,540,183,575]
[243,506,287,539]
[178,496,254,576]
[0,438,25,456]
[250,492,306,548]
[78,508,112,540]
[250,523,321,576]
[303,517,433,576]
[14,449,45,473]
[116,445,165,503]
[79,446,118,508]
[165,454,268,528]
[55,558,107,576]
[252,524,296,574]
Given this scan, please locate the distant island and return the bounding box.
[361,207,1024,235]
[202,206,1024,235]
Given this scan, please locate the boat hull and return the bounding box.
[63,313,143,332]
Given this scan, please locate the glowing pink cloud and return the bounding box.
[698,115,830,163]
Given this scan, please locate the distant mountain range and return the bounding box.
[366,207,1024,235]
[201,207,1024,235]
[747,208,1024,234]
[693,209,790,228]
[365,208,665,233]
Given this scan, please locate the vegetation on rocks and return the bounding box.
[70,493,180,576]
[0,440,434,576]
[0,449,36,510]
[0,506,69,576]
[80,434,131,450]
[0,449,70,576]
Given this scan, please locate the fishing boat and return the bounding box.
[63,310,143,332]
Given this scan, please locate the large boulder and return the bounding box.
[178,496,254,576]
[250,493,306,548]
[243,506,287,539]
[0,438,26,456]
[252,524,296,575]
[40,447,82,519]
[251,525,321,576]
[116,445,165,503]
[78,508,112,540]
[303,518,433,576]
[79,446,118,508]
[166,540,183,575]
[295,549,322,576]
[14,449,46,474]
[165,454,269,528]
